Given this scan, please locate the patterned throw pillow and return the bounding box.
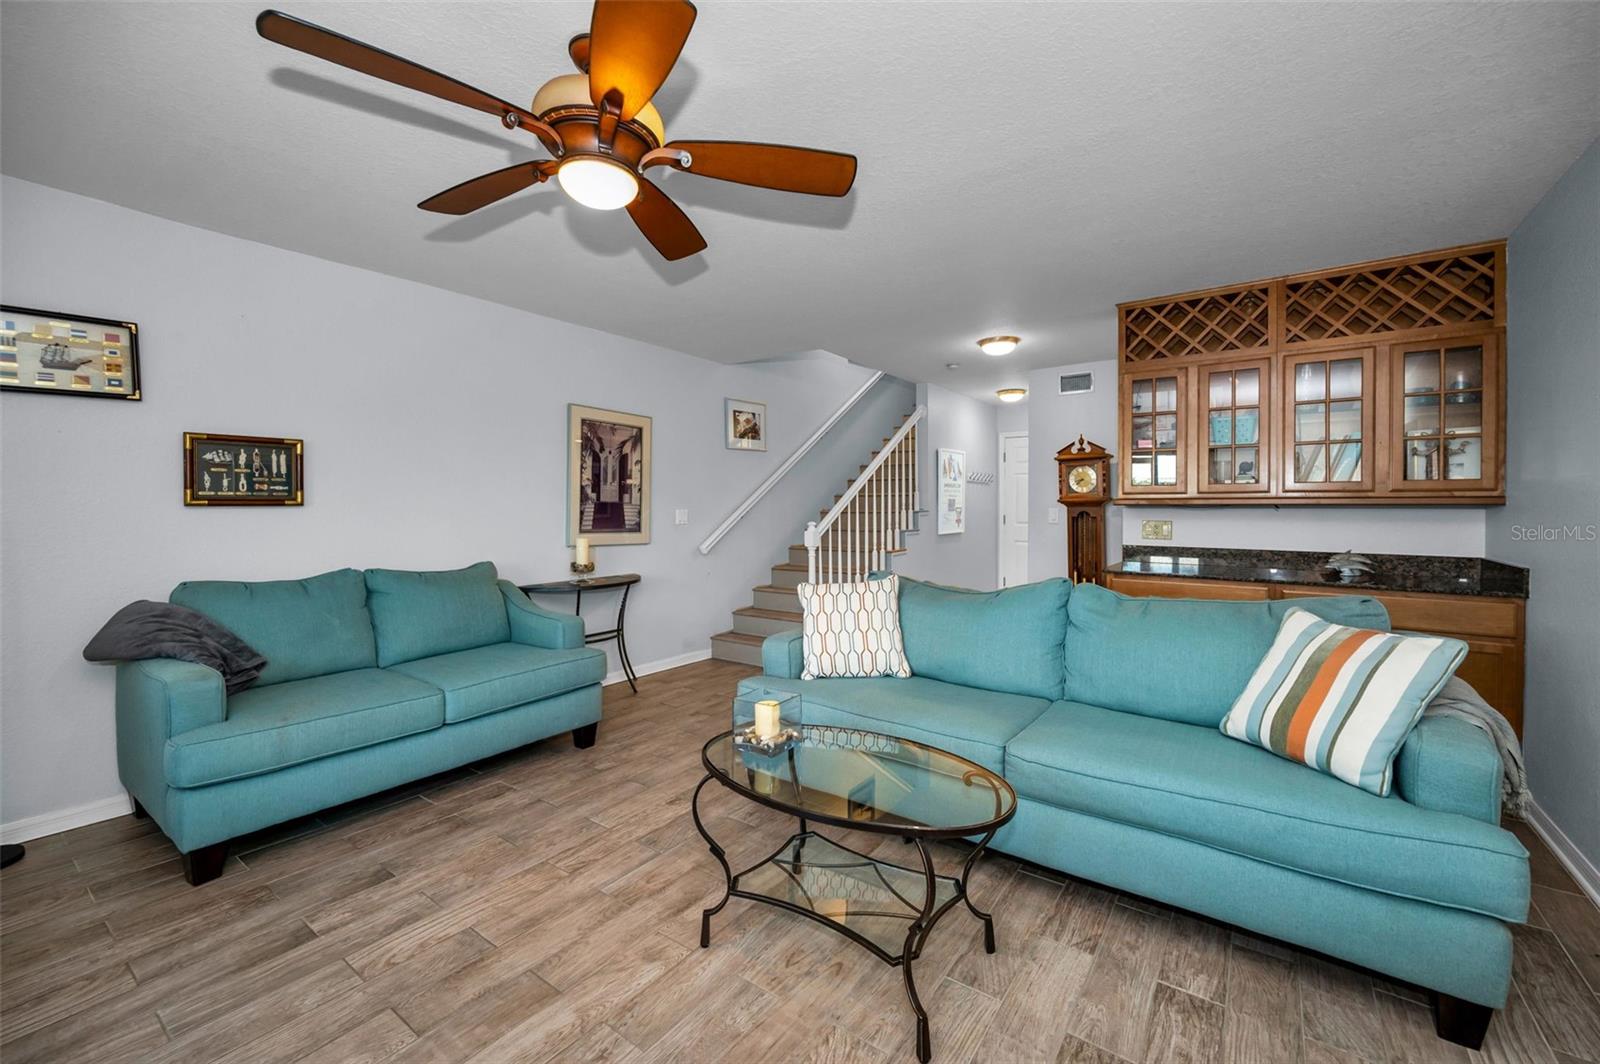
[1220,607,1467,796]
[797,575,911,681]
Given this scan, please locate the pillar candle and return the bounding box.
[754,699,781,740]
[574,537,591,566]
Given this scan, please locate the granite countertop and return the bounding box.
[1107,546,1529,598]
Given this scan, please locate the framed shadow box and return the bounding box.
[184,432,304,506]
[0,306,141,400]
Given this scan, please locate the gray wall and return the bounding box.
[895,383,1000,589]
[1488,138,1600,874]
[0,177,915,834]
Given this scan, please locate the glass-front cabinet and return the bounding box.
[1391,333,1500,493]
[1120,365,1188,495]
[1198,358,1271,494]
[1280,347,1375,493]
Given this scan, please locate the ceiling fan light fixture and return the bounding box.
[978,335,1020,357]
[557,157,639,210]
[996,388,1028,403]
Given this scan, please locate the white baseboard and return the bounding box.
[602,647,712,688]
[1,793,133,846]
[1523,796,1600,906]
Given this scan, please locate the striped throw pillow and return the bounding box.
[798,575,911,680]
[1220,607,1467,796]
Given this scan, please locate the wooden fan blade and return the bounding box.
[654,141,857,196]
[586,0,696,121]
[626,180,706,261]
[418,161,554,214]
[256,10,560,153]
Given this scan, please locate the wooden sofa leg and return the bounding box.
[132,799,149,819]
[182,841,229,886]
[573,723,599,749]
[1434,993,1492,1049]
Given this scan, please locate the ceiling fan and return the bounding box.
[256,1,857,261]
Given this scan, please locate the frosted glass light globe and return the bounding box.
[558,157,640,211]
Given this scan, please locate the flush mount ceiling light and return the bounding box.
[256,2,858,261]
[996,388,1027,403]
[977,336,1020,357]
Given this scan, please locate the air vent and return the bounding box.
[1059,371,1094,395]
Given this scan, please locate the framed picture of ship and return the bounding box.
[568,404,651,546]
[184,432,304,506]
[0,306,141,400]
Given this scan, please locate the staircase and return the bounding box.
[711,410,922,666]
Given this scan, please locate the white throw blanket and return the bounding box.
[1421,676,1529,816]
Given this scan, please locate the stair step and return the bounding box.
[733,606,802,637]
[770,562,808,589]
[710,630,765,666]
[754,584,799,611]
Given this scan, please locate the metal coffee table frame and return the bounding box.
[693,730,1017,1062]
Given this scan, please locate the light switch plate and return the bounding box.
[1141,519,1173,540]
[1048,509,1060,525]
[674,508,689,526]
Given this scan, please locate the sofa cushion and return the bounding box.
[736,675,1050,775]
[388,642,607,723]
[1063,583,1391,727]
[897,576,1071,700]
[1004,700,1528,921]
[171,568,377,686]
[1220,608,1467,796]
[365,562,511,667]
[798,575,911,680]
[165,668,444,787]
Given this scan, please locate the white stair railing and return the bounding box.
[804,405,925,584]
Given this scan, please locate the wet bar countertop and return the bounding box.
[1107,546,1529,599]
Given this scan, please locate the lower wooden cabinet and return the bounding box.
[1104,572,1525,736]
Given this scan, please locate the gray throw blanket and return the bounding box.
[84,600,267,694]
[1422,675,1529,816]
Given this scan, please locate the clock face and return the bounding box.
[1068,464,1099,494]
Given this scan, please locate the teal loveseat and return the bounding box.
[115,562,606,885]
[743,578,1528,1048]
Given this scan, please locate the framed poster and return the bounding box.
[568,404,651,545]
[0,306,141,400]
[184,432,304,506]
[725,398,767,451]
[937,448,966,535]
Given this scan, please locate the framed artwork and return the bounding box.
[937,448,966,535]
[184,432,304,506]
[725,398,767,451]
[568,404,651,545]
[0,306,141,400]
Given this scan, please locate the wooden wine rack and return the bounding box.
[1123,286,1272,362]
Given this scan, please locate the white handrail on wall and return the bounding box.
[698,371,886,555]
[805,404,926,584]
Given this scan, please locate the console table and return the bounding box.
[519,573,641,693]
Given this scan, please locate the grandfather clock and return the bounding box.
[1056,435,1113,585]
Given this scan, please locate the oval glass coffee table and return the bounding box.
[693,726,1017,1062]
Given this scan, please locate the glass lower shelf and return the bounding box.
[733,832,959,959]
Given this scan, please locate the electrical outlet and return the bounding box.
[1048,509,1060,524]
[1141,519,1173,541]
[674,509,689,526]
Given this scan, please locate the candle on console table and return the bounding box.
[754,699,782,740]
[574,537,591,567]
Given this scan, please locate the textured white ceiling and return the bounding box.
[3,1,1597,401]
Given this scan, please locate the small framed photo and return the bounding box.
[0,305,141,400]
[184,432,304,506]
[726,398,767,451]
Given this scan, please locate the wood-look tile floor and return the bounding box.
[3,659,1598,1064]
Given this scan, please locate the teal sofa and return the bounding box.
[115,562,606,885]
[743,578,1528,1048]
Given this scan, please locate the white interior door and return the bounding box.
[999,433,1029,587]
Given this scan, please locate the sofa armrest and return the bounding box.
[1394,714,1503,825]
[115,659,227,816]
[499,580,584,650]
[762,628,804,679]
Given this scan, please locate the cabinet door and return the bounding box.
[1391,332,1501,494]
[1120,366,1188,495]
[1280,347,1375,493]
[1198,358,1272,494]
